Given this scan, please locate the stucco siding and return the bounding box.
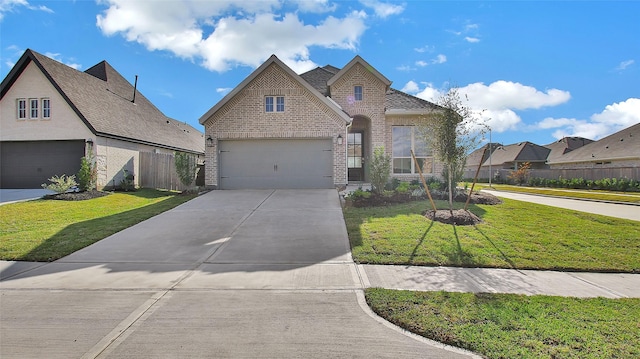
[0,62,93,142]
[203,63,347,188]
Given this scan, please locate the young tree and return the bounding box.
[77,152,97,192]
[369,146,391,194]
[174,151,197,191]
[421,87,484,211]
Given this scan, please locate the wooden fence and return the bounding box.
[139,152,203,191]
[465,167,640,183]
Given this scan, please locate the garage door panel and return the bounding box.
[219,139,333,189]
[0,141,85,189]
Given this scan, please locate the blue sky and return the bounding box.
[1,0,638,147]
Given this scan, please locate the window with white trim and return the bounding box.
[265,96,285,112]
[42,98,51,119]
[392,126,433,174]
[29,98,38,119]
[17,98,27,119]
[354,85,363,101]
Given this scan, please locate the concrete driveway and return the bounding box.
[0,189,475,358]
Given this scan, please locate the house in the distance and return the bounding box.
[198,55,442,189]
[481,141,551,171]
[0,49,204,189]
[544,136,594,164]
[547,123,640,170]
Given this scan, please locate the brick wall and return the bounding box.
[202,63,348,188]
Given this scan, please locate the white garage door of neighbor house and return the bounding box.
[219,139,333,189]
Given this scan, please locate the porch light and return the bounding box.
[206,136,213,147]
[337,134,343,145]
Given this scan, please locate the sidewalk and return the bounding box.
[360,265,640,298]
[481,189,640,221]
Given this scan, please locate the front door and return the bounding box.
[347,132,364,182]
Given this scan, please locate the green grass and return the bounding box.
[366,288,640,359]
[344,199,640,272]
[474,184,640,203]
[0,189,196,261]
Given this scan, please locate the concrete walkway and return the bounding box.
[0,188,54,205]
[2,189,638,358]
[0,190,475,359]
[481,188,640,221]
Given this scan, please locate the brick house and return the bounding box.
[0,49,204,189]
[198,55,442,189]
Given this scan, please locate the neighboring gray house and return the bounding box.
[481,141,551,170]
[547,123,640,170]
[544,137,594,164]
[198,55,442,189]
[0,49,204,189]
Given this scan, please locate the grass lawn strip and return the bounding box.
[476,184,640,204]
[0,189,196,261]
[344,199,640,272]
[366,288,640,359]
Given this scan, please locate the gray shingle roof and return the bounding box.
[483,141,550,167]
[543,137,594,163]
[1,49,204,154]
[547,123,640,164]
[299,64,438,111]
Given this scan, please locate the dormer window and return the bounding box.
[354,85,363,101]
[265,96,285,112]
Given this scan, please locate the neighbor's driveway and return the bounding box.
[0,190,474,358]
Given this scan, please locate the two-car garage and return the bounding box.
[218,139,334,190]
[0,140,85,189]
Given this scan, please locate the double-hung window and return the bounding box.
[17,98,27,119]
[354,86,363,101]
[392,126,433,174]
[42,98,51,119]
[29,98,38,119]
[265,96,285,112]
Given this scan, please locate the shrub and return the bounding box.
[41,174,77,194]
[369,146,391,194]
[119,169,135,191]
[396,181,410,194]
[508,162,531,185]
[77,155,97,192]
[174,151,197,189]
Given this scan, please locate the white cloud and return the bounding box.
[536,98,640,140]
[96,0,375,73]
[359,0,404,18]
[216,87,232,96]
[616,59,635,71]
[432,54,447,64]
[465,36,480,43]
[402,80,571,133]
[0,0,53,21]
[396,64,414,72]
[415,60,427,67]
[44,52,81,70]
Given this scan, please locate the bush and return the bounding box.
[77,155,97,192]
[396,181,410,194]
[370,146,391,194]
[175,151,197,189]
[42,174,77,193]
[119,169,135,191]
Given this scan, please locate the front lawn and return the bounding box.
[0,189,196,261]
[344,199,640,272]
[366,289,640,359]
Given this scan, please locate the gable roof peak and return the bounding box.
[85,61,109,81]
[327,55,391,89]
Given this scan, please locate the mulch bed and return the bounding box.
[43,190,110,201]
[349,190,502,208]
[424,209,483,225]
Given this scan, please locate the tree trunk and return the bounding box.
[448,164,454,213]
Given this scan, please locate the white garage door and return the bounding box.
[219,139,333,189]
